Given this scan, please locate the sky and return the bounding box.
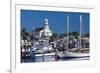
[21,10,90,34]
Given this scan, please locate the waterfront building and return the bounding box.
[33,18,52,40]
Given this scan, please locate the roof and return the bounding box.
[34,27,43,32]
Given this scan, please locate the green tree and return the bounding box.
[52,32,58,38]
[83,33,89,37]
[68,32,79,37]
[50,32,58,42]
[21,28,30,41]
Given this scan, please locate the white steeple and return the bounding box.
[43,18,52,37]
[39,18,52,37]
[44,18,49,29]
[44,18,48,25]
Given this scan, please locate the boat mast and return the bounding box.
[79,15,82,50]
[66,16,69,52]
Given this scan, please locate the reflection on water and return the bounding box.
[21,55,89,63]
[21,55,55,63]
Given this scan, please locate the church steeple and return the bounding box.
[44,18,49,29]
[44,18,48,25]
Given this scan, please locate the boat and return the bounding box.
[57,15,90,60]
[57,52,89,60]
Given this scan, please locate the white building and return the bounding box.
[34,18,52,39]
[40,18,52,38]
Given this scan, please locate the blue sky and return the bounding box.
[21,10,90,34]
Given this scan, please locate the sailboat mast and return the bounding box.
[67,16,69,51]
[79,15,82,50]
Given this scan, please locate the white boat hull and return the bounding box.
[58,52,89,59]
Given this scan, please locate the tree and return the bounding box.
[50,32,58,42]
[83,33,89,37]
[21,28,30,41]
[52,32,58,38]
[34,27,43,32]
[68,32,79,37]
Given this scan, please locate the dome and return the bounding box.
[44,18,48,22]
[44,18,48,25]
